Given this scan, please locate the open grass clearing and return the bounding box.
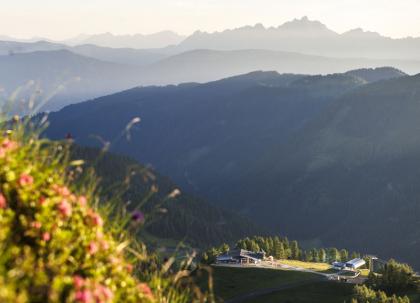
[208,266,323,301]
[243,281,355,303]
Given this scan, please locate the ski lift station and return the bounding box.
[332,258,366,270]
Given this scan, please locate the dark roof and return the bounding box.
[217,249,264,261]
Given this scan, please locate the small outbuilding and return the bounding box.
[332,261,346,270]
[216,249,265,264]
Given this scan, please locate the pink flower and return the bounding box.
[100,240,109,250]
[138,283,154,299]
[101,286,113,301]
[88,241,98,255]
[42,232,51,241]
[94,285,113,302]
[39,196,46,206]
[73,275,85,289]
[31,221,42,229]
[0,193,7,209]
[19,173,34,187]
[57,186,71,197]
[126,263,133,273]
[96,230,104,239]
[1,139,17,150]
[78,196,87,207]
[109,256,120,265]
[0,139,18,157]
[58,200,72,217]
[90,212,103,227]
[75,290,93,303]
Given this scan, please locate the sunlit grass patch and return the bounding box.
[277,259,332,272]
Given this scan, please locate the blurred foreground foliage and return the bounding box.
[0,119,213,303]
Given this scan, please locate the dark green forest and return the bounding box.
[70,145,265,248]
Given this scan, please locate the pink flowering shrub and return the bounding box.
[0,127,208,303]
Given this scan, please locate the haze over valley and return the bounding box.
[2,17,420,112]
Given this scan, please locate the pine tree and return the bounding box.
[267,237,274,255]
[290,241,300,260]
[312,249,320,262]
[319,249,326,263]
[249,240,260,252]
[283,237,290,250]
[273,239,284,260]
[328,248,340,262]
[220,243,230,254]
[340,249,349,262]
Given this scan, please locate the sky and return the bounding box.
[1,0,420,40]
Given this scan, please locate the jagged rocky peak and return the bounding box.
[278,16,332,31]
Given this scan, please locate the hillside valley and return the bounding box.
[40,67,420,269]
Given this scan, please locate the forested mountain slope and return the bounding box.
[70,146,264,247]
[41,69,420,267]
[229,74,420,268]
[45,69,403,198]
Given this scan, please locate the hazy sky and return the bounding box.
[1,0,420,39]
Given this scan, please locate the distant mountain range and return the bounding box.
[0,31,186,49]
[1,16,420,112]
[70,31,186,49]
[1,44,420,112]
[0,41,167,66]
[42,68,420,269]
[175,17,420,60]
[140,49,420,84]
[2,17,420,61]
[0,50,142,112]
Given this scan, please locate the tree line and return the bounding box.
[352,285,410,303]
[352,259,419,303]
[201,235,364,265]
[367,259,419,293]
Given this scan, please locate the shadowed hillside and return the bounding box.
[40,68,420,268]
[70,145,266,248]
[227,73,420,268]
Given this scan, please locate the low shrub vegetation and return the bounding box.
[0,120,212,303]
[352,285,410,303]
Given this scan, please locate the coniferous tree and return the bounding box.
[329,248,340,262]
[340,249,349,262]
[283,237,290,250]
[267,237,274,255]
[319,249,327,263]
[220,243,230,254]
[373,259,415,292]
[250,241,260,252]
[273,238,283,259]
[303,250,310,262]
[311,249,320,262]
[290,241,300,260]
